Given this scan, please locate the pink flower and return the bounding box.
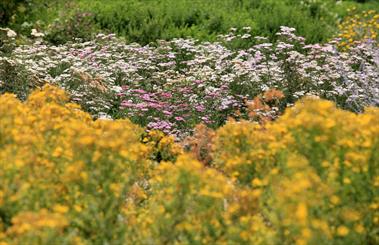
[161,92,172,98]
[133,89,146,93]
[201,116,212,124]
[195,105,205,112]
[120,101,134,107]
[135,103,147,109]
[175,116,185,121]
[147,102,163,109]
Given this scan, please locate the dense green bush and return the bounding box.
[0,0,27,26]
[2,0,379,46]
[44,11,100,45]
[0,59,41,100]
[74,0,338,45]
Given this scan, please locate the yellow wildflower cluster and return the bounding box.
[142,130,183,162]
[212,97,379,244]
[0,86,378,244]
[0,85,150,244]
[337,9,379,50]
[6,209,68,244]
[124,154,274,244]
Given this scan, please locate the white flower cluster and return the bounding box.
[1,27,378,136]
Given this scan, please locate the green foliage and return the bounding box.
[74,0,338,45]
[2,0,379,46]
[0,60,36,100]
[44,11,100,45]
[0,0,27,26]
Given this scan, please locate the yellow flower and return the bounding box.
[74,205,83,212]
[343,178,351,184]
[110,183,122,197]
[240,231,249,240]
[342,209,361,222]
[337,226,349,236]
[0,191,3,206]
[53,204,69,214]
[330,196,340,206]
[301,228,312,239]
[251,178,263,187]
[296,203,308,224]
[336,10,379,50]
[370,203,379,210]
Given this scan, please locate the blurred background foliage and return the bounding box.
[1,0,378,46]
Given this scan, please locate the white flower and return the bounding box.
[7,29,17,38]
[111,86,123,93]
[241,34,251,39]
[374,50,379,68]
[0,28,17,38]
[31,29,45,38]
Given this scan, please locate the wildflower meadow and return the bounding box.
[0,0,378,244]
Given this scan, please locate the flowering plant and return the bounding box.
[1,26,377,137]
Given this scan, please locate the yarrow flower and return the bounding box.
[31,29,45,38]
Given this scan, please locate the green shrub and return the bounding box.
[73,0,337,45]
[0,0,28,26]
[0,59,42,100]
[4,0,379,47]
[45,11,100,45]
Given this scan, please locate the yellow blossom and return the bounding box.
[337,226,349,236]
